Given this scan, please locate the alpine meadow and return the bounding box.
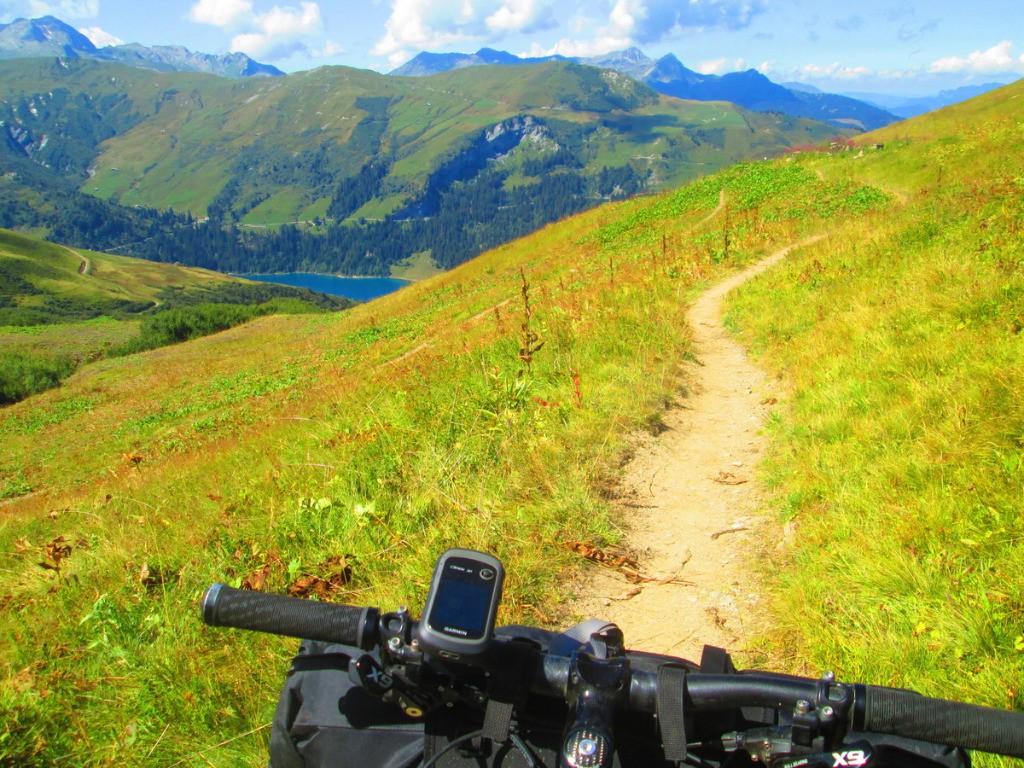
[2,72,1024,768]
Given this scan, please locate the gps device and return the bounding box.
[417,548,504,660]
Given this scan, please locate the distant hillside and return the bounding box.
[0,227,352,402]
[840,82,1012,118]
[0,15,283,77]
[0,56,843,276]
[0,227,349,326]
[393,46,900,131]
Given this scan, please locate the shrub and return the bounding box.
[107,299,330,357]
[0,351,78,405]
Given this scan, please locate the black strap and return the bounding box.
[657,663,689,765]
[481,638,534,744]
[699,645,736,674]
[481,699,515,745]
[288,652,353,674]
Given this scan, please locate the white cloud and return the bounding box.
[534,0,640,57]
[697,57,745,75]
[373,0,766,66]
[372,0,477,63]
[800,62,873,80]
[607,0,642,39]
[261,2,321,36]
[929,40,1024,74]
[521,2,639,60]
[372,0,554,60]
[313,40,344,58]
[27,0,98,19]
[190,0,253,28]
[524,34,623,59]
[189,0,326,59]
[486,0,543,33]
[525,0,764,62]
[79,25,122,47]
[230,2,323,56]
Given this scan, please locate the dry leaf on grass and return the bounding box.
[288,555,354,599]
[563,540,691,585]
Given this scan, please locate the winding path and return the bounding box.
[569,237,823,660]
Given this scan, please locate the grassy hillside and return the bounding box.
[0,228,232,317]
[0,229,353,402]
[724,80,1024,735]
[0,57,848,277]
[2,80,1022,766]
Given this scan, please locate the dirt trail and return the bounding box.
[67,245,91,275]
[569,239,819,661]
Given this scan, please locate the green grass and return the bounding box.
[724,80,1024,766]
[3,79,1024,767]
[390,250,443,281]
[0,229,239,313]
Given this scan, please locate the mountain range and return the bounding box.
[5,16,1013,128]
[839,84,1010,118]
[8,15,1010,282]
[0,15,283,78]
[2,16,896,131]
[392,46,900,132]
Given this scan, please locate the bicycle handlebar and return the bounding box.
[859,686,1024,758]
[202,582,379,650]
[200,584,1024,760]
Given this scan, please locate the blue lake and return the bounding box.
[237,273,410,302]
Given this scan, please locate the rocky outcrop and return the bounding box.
[396,116,560,220]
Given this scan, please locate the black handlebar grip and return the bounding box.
[862,686,1024,758]
[202,583,379,650]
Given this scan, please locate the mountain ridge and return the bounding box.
[0,15,1009,125]
[0,15,896,129]
[841,83,1010,118]
[0,15,283,78]
[392,46,899,131]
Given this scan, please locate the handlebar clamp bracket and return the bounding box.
[791,676,853,748]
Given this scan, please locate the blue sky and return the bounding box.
[2,0,1023,95]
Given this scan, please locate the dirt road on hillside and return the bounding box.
[569,239,822,662]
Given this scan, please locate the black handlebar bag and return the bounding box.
[269,624,673,768]
[269,639,577,767]
[269,638,424,767]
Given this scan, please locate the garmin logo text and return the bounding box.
[443,626,470,637]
